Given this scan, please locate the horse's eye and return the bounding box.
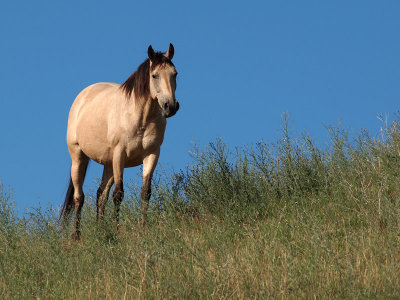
[152,74,159,79]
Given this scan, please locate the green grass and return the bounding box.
[1,114,400,299]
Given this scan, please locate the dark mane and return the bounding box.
[120,52,174,99]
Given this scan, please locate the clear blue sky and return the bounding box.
[1,1,399,214]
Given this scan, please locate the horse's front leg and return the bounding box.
[141,150,160,225]
[112,149,125,225]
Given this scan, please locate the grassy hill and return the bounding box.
[1,115,400,298]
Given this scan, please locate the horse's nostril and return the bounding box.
[163,102,168,110]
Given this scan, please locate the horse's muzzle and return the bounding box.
[163,101,180,118]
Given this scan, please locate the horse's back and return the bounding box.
[70,82,120,114]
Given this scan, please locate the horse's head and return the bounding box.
[148,44,180,118]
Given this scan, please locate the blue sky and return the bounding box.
[0,1,399,213]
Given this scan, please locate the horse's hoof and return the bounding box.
[140,218,147,228]
[73,231,81,241]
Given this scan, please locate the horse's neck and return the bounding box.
[127,96,161,127]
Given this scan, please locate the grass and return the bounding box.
[1,113,400,299]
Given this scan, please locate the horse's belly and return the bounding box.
[74,118,114,164]
[81,143,113,165]
[76,134,112,164]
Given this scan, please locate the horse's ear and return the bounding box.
[165,43,174,60]
[148,45,155,61]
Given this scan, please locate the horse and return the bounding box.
[61,44,179,239]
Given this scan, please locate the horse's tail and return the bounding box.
[60,162,89,221]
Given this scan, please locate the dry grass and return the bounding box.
[1,114,400,298]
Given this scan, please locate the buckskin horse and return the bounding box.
[61,44,179,239]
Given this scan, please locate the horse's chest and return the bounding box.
[125,125,165,161]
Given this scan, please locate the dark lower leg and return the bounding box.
[97,166,113,222]
[96,186,104,220]
[73,196,84,240]
[141,177,152,224]
[113,183,124,224]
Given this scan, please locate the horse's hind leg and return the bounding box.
[96,165,114,221]
[69,146,89,240]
